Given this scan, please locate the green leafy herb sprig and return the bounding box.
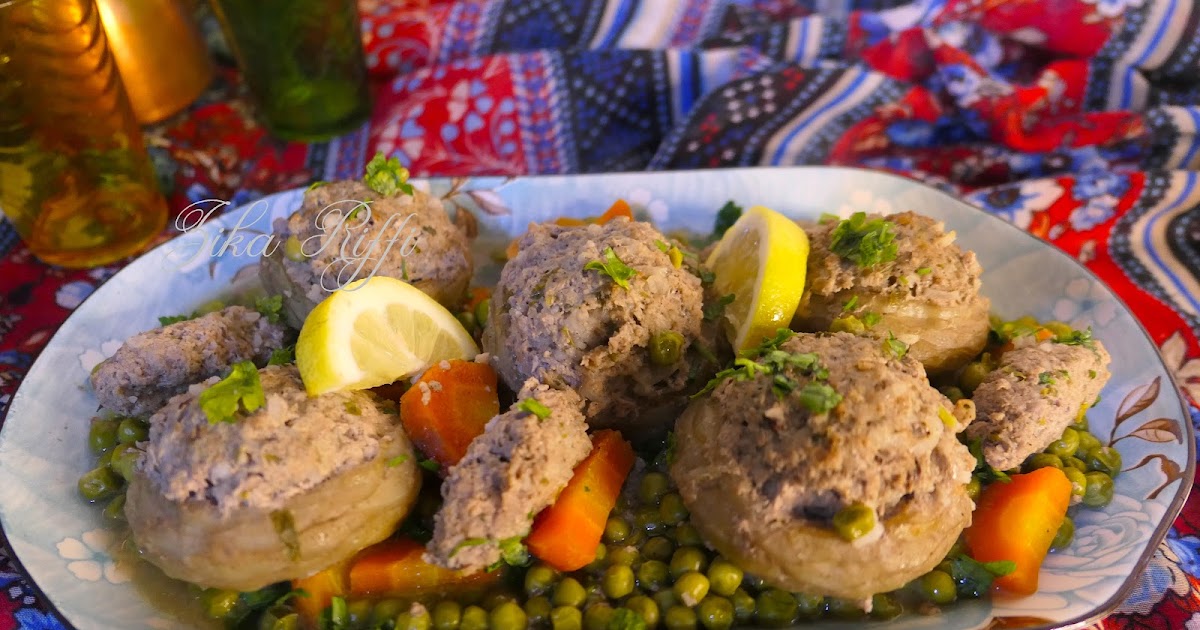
[829,212,898,268]
[584,247,638,289]
[198,361,265,424]
[515,398,552,420]
[363,152,414,197]
[693,329,843,414]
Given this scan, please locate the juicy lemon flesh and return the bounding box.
[296,277,479,396]
[706,205,810,355]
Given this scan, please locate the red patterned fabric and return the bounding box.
[3,1,1200,627]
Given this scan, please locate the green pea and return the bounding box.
[939,386,965,403]
[696,596,733,630]
[653,590,680,616]
[434,601,463,630]
[626,596,659,628]
[583,603,615,630]
[396,606,432,630]
[483,592,520,611]
[1086,446,1123,477]
[754,590,797,627]
[659,493,689,526]
[637,559,670,592]
[649,331,686,366]
[823,597,862,619]
[460,606,489,630]
[78,466,122,502]
[740,574,767,593]
[284,235,306,262]
[1051,516,1076,551]
[1063,456,1088,472]
[1064,467,1087,503]
[1025,453,1062,471]
[730,589,755,624]
[373,600,406,626]
[705,560,743,597]
[525,563,558,596]
[635,508,665,535]
[1075,431,1102,458]
[116,417,149,444]
[475,299,491,329]
[456,312,477,331]
[266,612,300,630]
[673,572,710,607]
[554,577,588,608]
[966,478,982,501]
[672,524,704,548]
[832,502,876,541]
[663,606,697,630]
[346,600,373,627]
[586,543,609,573]
[959,361,991,394]
[1072,410,1090,432]
[202,589,241,619]
[1046,427,1080,459]
[1083,471,1115,508]
[551,606,583,630]
[604,516,631,544]
[669,547,708,579]
[108,443,141,481]
[88,418,120,454]
[870,593,903,620]
[919,570,957,605]
[603,564,636,599]
[103,494,126,521]
[643,536,674,562]
[640,473,671,505]
[489,601,527,630]
[608,546,640,567]
[793,593,823,619]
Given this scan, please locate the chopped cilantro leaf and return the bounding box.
[713,201,743,239]
[363,152,414,197]
[270,509,301,561]
[883,332,908,359]
[157,313,194,326]
[798,382,842,413]
[268,345,295,366]
[829,212,899,267]
[860,311,881,328]
[703,294,735,322]
[654,239,670,253]
[584,247,638,289]
[198,361,264,424]
[842,295,859,312]
[254,294,285,324]
[386,454,410,467]
[1056,327,1095,348]
[515,398,552,420]
[419,458,440,472]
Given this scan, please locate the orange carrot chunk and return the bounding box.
[508,199,634,258]
[964,467,1072,595]
[399,360,500,468]
[348,537,498,597]
[526,430,636,571]
[465,287,492,312]
[291,564,347,622]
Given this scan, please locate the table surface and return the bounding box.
[3,1,1200,629]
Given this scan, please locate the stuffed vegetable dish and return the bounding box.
[78,156,1118,629]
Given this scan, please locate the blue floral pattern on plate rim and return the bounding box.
[0,167,1192,630]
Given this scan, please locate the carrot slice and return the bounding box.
[399,360,500,468]
[594,198,633,224]
[963,467,1072,595]
[465,287,492,312]
[348,538,498,597]
[526,430,636,571]
[507,199,633,259]
[291,564,347,622]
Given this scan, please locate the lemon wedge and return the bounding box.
[296,276,479,395]
[705,205,810,355]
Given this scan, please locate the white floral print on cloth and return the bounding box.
[965,178,1065,230]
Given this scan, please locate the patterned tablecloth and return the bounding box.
[3,1,1200,628]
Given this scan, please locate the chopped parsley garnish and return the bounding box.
[917,266,932,276]
[157,313,194,326]
[712,201,743,239]
[419,458,441,472]
[1038,371,1055,385]
[270,509,301,561]
[654,239,669,253]
[254,294,285,324]
[967,438,1010,484]
[386,455,410,468]
[584,247,637,289]
[829,212,899,268]
[841,296,859,312]
[883,332,908,359]
[1056,327,1096,348]
[450,537,489,557]
[497,536,531,567]
[1088,369,1098,379]
[198,361,264,424]
[703,294,735,322]
[697,267,716,285]
[363,152,414,196]
[797,382,842,414]
[515,398,552,420]
[861,311,881,328]
[693,328,840,411]
[949,555,1016,598]
[268,345,295,366]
